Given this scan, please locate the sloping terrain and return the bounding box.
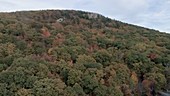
[0,10,169,96]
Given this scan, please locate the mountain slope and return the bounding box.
[0,10,169,96]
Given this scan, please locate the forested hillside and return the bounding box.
[0,10,169,96]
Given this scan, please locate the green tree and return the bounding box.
[93,49,112,66]
[145,72,167,90]
[113,64,131,84]
[81,75,98,94]
[67,69,82,86]
[52,47,71,62]
[32,78,66,96]
[72,83,86,96]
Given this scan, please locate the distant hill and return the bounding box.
[0,10,169,96]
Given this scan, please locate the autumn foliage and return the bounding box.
[0,10,169,96]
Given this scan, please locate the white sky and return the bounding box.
[0,0,170,33]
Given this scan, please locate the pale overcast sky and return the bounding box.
[0,0,170,33]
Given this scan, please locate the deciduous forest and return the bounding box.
[0,10,169,96]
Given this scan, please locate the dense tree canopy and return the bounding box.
[0,10,169,96]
